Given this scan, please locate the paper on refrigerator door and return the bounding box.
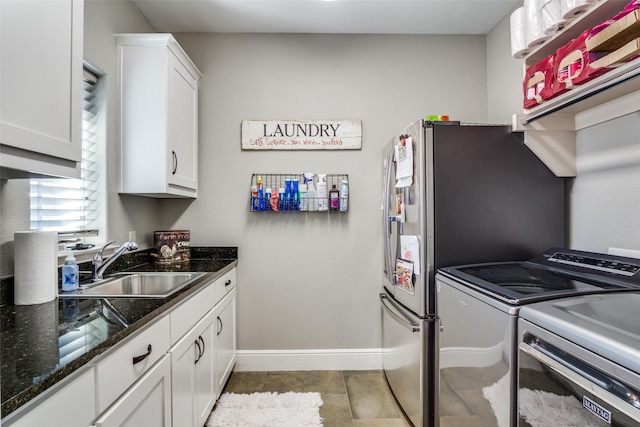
[395,136,413,187]
[400,235,421,275]
[396,259,415,295]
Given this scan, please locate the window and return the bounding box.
[30,67,105,242]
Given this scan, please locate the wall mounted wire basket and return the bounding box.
[249,174,349,213]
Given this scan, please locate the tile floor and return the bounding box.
[218,370,412,427]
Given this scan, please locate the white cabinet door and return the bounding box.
[0,0,83,178]
[117,33,201,198]
[195,313,217,427]
[94,355,172,427]
[215,288,237,395]
[167,51,198,191]
[171,309,217,427]
[171,329,198,427]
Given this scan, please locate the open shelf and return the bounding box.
[525,1,630,64]
[520,0,640,123]
[514,0,640,178]
[521,55,640,123]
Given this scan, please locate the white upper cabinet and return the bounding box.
[0,0,84,179]
[116,34,202,198]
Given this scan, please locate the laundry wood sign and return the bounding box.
[241,120,362,150]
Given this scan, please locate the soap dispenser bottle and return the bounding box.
[61,251,79,292]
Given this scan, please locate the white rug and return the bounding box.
[205,392,324,427]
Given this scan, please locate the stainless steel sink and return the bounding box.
[59,272,206,298]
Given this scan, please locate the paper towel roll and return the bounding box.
[525,0,551,47]
[14,231,58,305]
[542,0,565,35]
[511,7,531,58]
[561,0,592,19]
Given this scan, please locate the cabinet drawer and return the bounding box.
[170,280,215,344]
[213,268,236,306]
[96,315,170,413]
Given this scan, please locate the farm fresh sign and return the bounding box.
[241,120,362,150]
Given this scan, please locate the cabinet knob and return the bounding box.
[225,279,232,287]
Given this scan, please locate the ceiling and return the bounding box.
[132,0,520,35]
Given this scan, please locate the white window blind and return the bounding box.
[30,68,103,237]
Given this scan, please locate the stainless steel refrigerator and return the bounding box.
[380,120,565,427]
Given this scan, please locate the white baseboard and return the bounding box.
[234,348,383,372]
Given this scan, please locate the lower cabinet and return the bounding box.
[2,267,237,427]
[171,279,237,427]
[94,354,172,427]
[171,309,217,427]
[215,287,237,394]
[94,267,237,427]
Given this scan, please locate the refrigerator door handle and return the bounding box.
[388,215,403,285]
[383,151,395,284]
[384,215,393,282]
[380,293,420,332]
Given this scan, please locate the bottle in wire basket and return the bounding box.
[279,188,286,211]
[292,179,299,210]
[284,179,292,211]
[340,180,349,212]
[265,188,272,211]
[298,183,308,211]
[329,184,339,211]
[317,174,328,211]
[306,177,318,211]
[257,175,264,211]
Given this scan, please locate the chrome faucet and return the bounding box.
[92,240,138,281]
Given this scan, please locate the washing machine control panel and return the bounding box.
[548,252,640,277]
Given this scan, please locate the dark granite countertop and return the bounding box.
[1,246,238,418]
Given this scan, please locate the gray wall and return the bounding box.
[160,33,489,350]
[570,112,640,252]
